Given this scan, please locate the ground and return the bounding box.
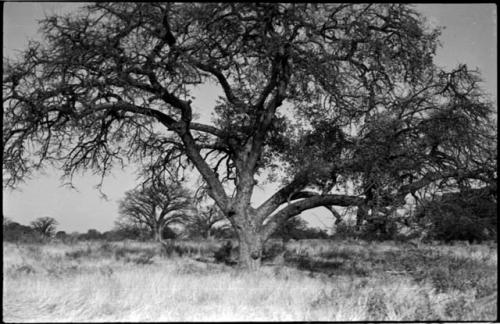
[3,238,497,321]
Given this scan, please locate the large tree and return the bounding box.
[3,3,496,268]
[117,178,193,241]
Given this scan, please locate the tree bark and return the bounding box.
[153,224,162,242]
[225,202,267,269]
[236,226,264,270]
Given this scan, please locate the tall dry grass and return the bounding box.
[3,239,497,322]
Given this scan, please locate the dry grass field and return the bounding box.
[3,239,497,322]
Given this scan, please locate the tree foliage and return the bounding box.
[3,3,496,267]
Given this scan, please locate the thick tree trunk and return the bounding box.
[237,228,264,270]
[228,206,266,269]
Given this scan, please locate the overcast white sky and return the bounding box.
[3,3,497,233]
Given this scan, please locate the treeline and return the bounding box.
[2,214,328,244]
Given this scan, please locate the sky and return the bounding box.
[2,3,497,233]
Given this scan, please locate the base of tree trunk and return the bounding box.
[237,234,264,270]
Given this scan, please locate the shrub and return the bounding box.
[334,222,358,239]
[262,241,286,261]
[415,189,497,243]
[213,240,238,265]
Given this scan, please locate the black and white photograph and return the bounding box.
[3,2,497,322]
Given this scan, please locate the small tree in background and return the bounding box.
[30,217,58,238]
[117,178,193,241]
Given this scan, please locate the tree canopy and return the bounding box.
[3,3,496,268]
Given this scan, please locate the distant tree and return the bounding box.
[117,178,193,241]
[185,204,229,239]
[30,217,58,237]
[81,229,103,240]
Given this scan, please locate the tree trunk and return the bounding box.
[356,204,369,231]
[229,206,266,269]
[237,229,264,270]
[153,225,162,242]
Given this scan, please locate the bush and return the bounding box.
[262,241,286,261]
[415,189,497,243]
[65,245,93,259]
[55,231,68,240]
[3,221,37,242]
[334,222,358,239]
[359,218,399,241]
[213,240,238,265]
[161,226,178,240]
